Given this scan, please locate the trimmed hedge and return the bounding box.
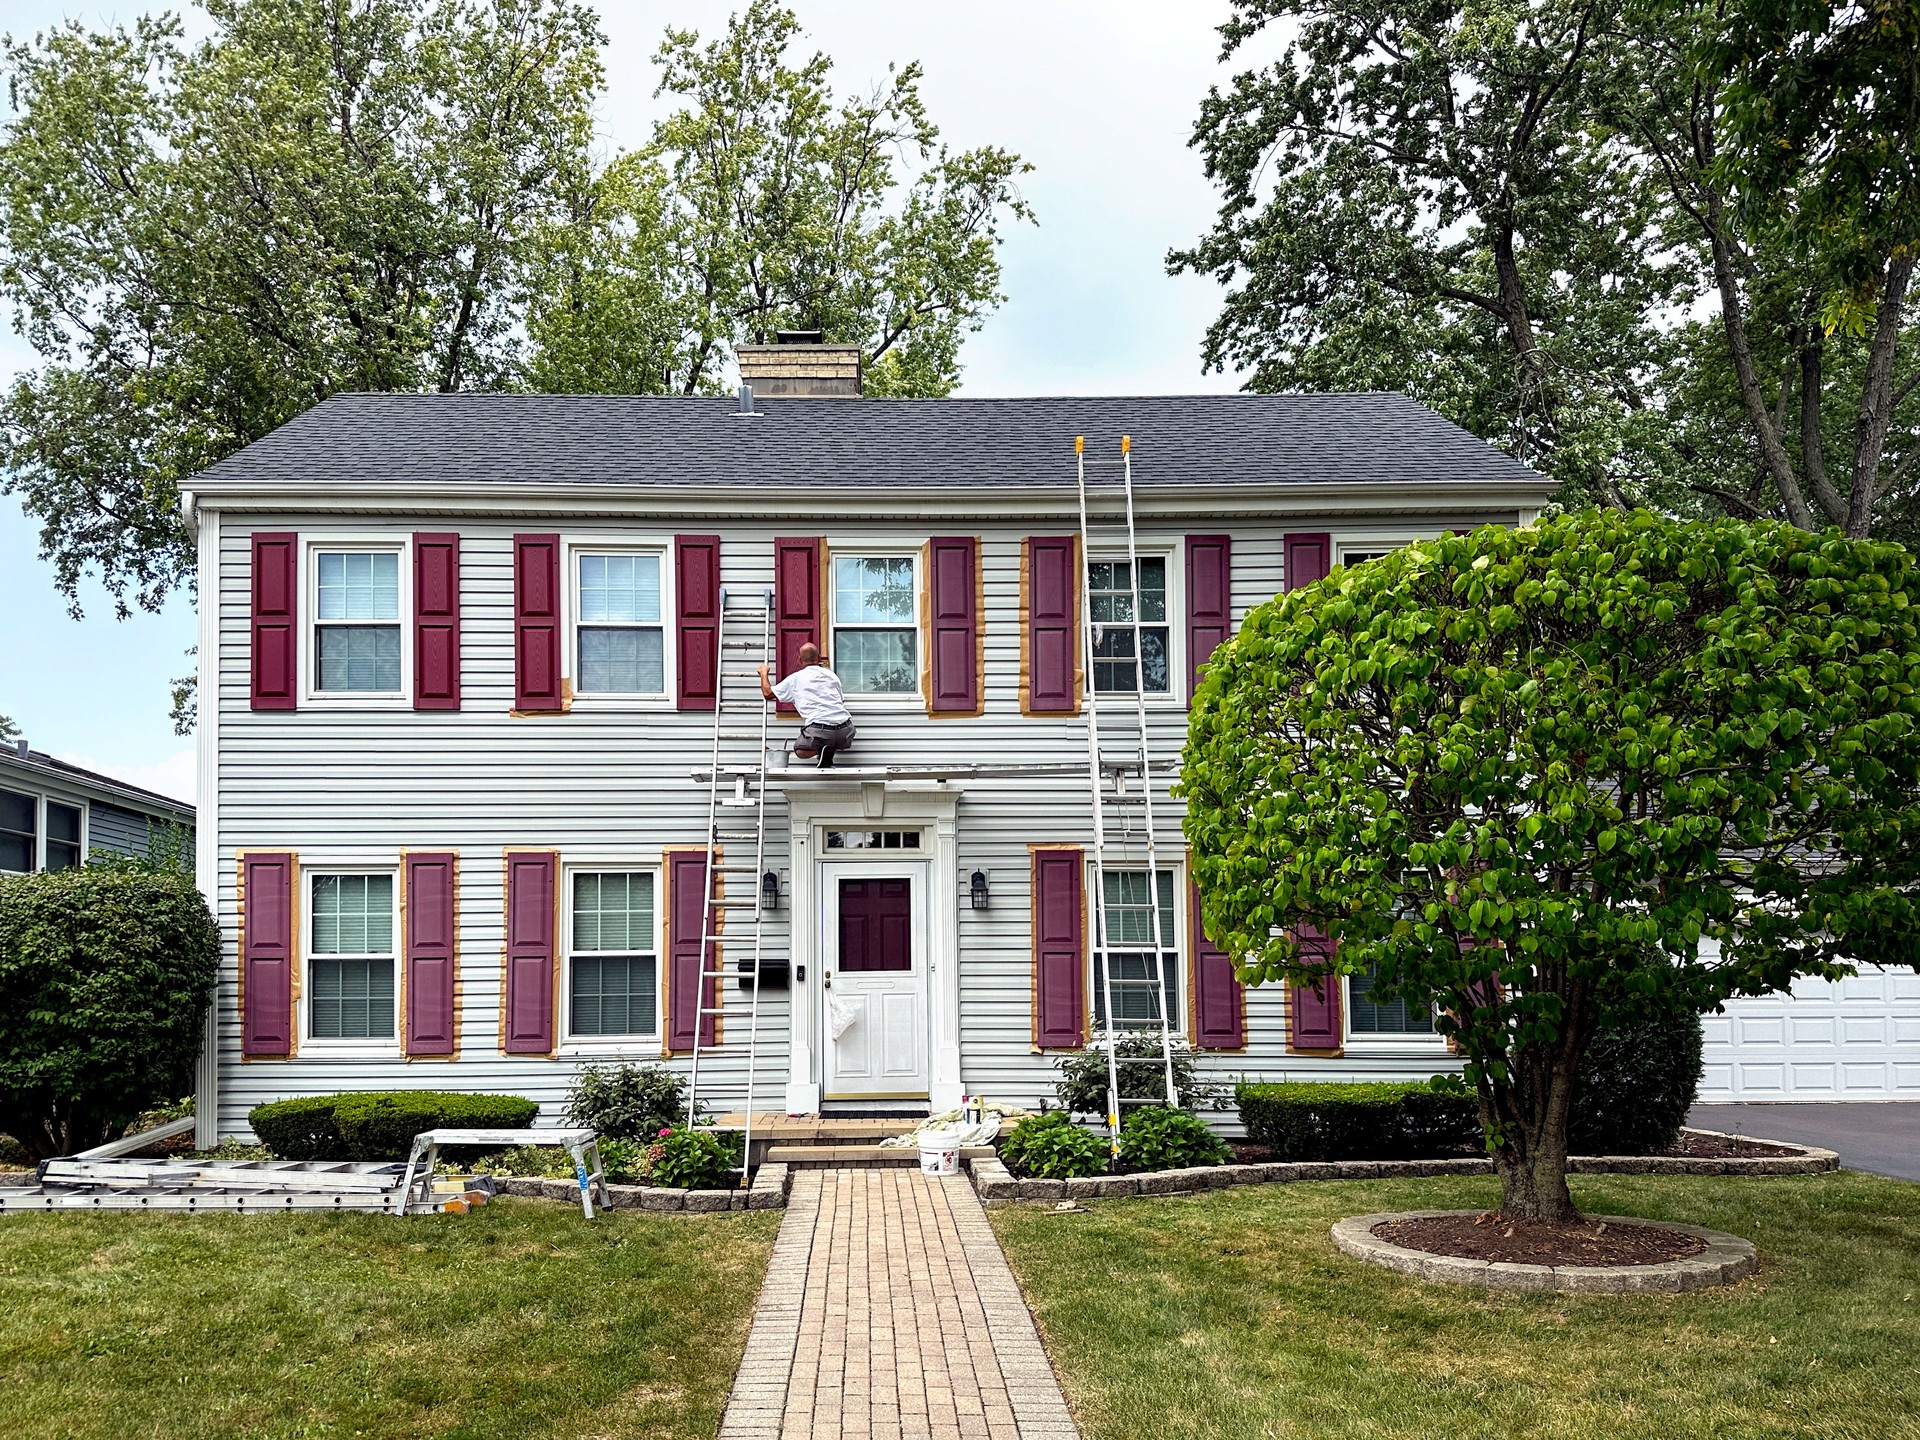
[1235,1082,1479,1161]
[1571,998,1706,1155]
[249,1092,538,1161]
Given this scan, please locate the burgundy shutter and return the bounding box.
[773,537,823,715]
[513,534,562,711]
[1032,848,1085,1049]
[1185,534,1231,702]
[1191,881,1245,1049]
[241,852,296,1057]
[1284,532,1332,591]
[667,850,718,1051]
[413,533,461,711]
[404,852,457,1056]
[1288,924,1342,1051]
[676,535,721,710]
[250,533,298,711]
[1026,536,1078,714]
[928,536,980,714]
[502,852,556,1054]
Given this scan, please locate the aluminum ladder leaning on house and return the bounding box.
[684,587,779,1184]
[1076,433,1182,1161]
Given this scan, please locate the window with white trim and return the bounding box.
[569,871,658,1037]
[831,554,919,694]
[0,791,84,873]
[1088,557,1170,693]
[1348,960,1435,1035]
[1092,868,1181,1029]
[313,549,403,694]
[309,873,397,1039]
[576,552,666,695]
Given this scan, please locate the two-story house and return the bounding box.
[183,342,1563,1146]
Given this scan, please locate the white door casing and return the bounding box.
[783,782,963,1114]
[821,861,929,1099]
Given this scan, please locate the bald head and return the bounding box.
[799,642,821,666]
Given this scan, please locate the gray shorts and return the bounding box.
[798,719,856,751]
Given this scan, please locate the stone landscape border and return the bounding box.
[967,1128,1838,1203]
[1331,1209,1759,1292]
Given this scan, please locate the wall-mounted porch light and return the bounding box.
[762,870,781,911]
[969,870,990,911]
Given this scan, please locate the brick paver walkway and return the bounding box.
[718,1170,1080,1439]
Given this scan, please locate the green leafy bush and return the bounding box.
[1052,1030,1225,1116]
[999,1111,1107,1180]
[477,1138,651,1184]
[651,1125,739,1189]
[565,1062,685,1141]
[1235,1080,1479,1161]
[248,1092,538,1161]
[1570,992,1705,1155]
[0,868,219,1158]
[1117,1106,1229,1170]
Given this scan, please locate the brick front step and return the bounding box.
[766,1143,999,1170]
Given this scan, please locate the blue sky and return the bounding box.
[0,1,1249,802]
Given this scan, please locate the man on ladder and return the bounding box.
[758,643,858,768]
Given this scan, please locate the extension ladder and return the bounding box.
[685,587,781,1182]
[1076,434,1182,1159]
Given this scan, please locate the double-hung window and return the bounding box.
[1092,868,1180,1030]
[314,549,403,694]
[309,873,396,1040]
[1348,960,1435,1036]
[1088,557,1170,694]
[576,552,666,695]
[0,791,83,873]
[831,555,918,694]
[569,871,658,1038]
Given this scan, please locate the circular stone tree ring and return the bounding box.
[1331,1209,1757,1293]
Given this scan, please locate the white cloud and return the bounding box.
[56,750,197,807]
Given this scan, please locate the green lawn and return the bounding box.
[0,1198,777,1440]
[992,1172,1920,1440]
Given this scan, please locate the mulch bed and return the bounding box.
[1373,1212,1706,1266]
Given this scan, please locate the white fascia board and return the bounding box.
[0,753,195,822]
[186,478,1557,521]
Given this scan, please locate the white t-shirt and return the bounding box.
[771,664,852,725]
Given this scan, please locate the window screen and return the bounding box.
[570,871,657,1036]
[309,873,396,1039]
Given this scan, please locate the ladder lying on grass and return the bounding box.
[1076,434,1183,1160]
[0,1157,435,1213]
[685,587,781,1184]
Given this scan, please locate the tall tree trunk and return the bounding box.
[1476,967,1591,1223]
[1847,252,1915,538]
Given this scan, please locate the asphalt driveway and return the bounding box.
[1689,1102,1920,1182]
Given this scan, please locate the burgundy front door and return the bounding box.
[838,878,913,972]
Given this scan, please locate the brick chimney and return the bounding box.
[735,330,862,398]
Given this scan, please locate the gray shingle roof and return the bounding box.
[187,392,1549,491]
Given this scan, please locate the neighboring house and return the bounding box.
[0,740,195,874]
[182,340,1577,1146]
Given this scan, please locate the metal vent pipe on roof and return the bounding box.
[735,383,757,417]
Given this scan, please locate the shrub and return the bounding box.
[651,1125,739,1189]
[1052,1029,1225,1117]
[247,1092,538,1161]
[0,868,219,1158]
[1570,994,1705,1155]
[566,1062,685,1141]
[1117,1106,1229,1171]
[999,1111,1107,1180]
[477,1138,650,1184]
[1234,1081,1478,1161]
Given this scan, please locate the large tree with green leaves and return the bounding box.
[525,0,1032,398]
[1181,512,1920,1221]
[1,0,1032,629]
[1174,0,1919,536]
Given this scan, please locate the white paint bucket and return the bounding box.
[917,1130,964,1176]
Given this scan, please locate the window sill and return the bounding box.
[565,693,677,710]
[556,1039,663,1058]
[1343,1037,1450,1055]
[299,694,413,710]
[297,1040,403,1059]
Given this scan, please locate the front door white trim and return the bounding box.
[784,782,963,1113]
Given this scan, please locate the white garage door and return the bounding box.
[1700,965,1920,1101]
